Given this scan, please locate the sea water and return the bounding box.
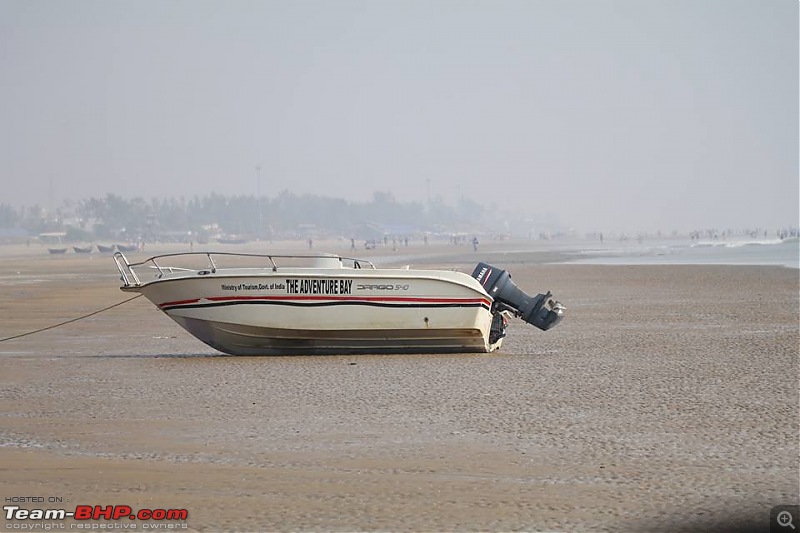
[565,238,799,269]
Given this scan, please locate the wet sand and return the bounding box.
[1,242,798,532]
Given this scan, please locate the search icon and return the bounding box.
[778,510,795,529]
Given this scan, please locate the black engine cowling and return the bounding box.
[471,262,564,331]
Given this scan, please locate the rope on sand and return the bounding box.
[0,293,143,343]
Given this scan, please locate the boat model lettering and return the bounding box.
[357,283,410,291]
[114,252,565,355]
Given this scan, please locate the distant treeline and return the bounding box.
[0,191,510,241]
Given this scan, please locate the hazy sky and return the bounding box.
[1,0,797,232]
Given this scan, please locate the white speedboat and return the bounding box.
[114,252,564,355]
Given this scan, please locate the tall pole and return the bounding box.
[48,175,55,219]
[256,165,262,239]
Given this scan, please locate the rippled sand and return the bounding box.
[1,243,798,532]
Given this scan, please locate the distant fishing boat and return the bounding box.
[97,244,116,253]
[48,248,68,254]
[116,243,139,253]
[73,245,93,254]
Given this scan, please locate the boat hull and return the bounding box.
[172,316,492,355]
[135,271,500,355]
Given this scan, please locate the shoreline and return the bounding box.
[2,235,797,270]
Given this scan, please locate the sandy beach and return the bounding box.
[1,242,797,532]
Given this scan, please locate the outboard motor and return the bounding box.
[471,262,565,331]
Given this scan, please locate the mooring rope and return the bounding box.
[0,293,144,343]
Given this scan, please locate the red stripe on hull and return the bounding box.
[158,295,491,309]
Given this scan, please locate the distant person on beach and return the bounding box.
[472,236,479,251]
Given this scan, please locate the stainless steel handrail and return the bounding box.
[115,251,377,287]
[113,252,141,287]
